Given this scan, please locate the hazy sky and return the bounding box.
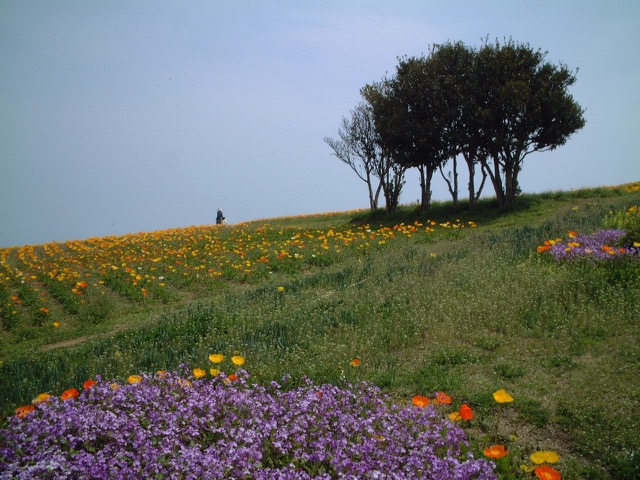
[2,1,639,247]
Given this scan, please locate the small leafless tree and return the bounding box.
[324,102,384,211]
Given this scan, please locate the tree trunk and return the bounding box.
[463,151,487,210]
[503,157,522,206]
[504,162,515,206]
[466,155,476,209]
[474,169,488,206]
[418,165,434,212]
[373,178,383,211]
[481,156,506,207]
[366,171,383,211]
[366,172,376,211]
[439,156,459,210]
[382,161,405,214]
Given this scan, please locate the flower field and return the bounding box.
[0,218,475,336]
[1,184,639,479]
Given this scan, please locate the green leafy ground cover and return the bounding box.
[1,184,639,479]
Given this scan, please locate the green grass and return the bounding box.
[1,183,639,479]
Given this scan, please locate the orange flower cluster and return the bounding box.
[411,391,452,409]
[15,383,89,418]
[408,388,563,477]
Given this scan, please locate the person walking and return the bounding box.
[216,208,225,225]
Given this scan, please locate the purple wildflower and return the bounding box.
[548,229,639,261]
[0,372,496,479]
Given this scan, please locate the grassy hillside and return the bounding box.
[1,183,639,479]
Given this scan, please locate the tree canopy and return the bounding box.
[326,38,586,212]
[474,38,586,205]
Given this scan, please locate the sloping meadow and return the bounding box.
[1,185,639,478]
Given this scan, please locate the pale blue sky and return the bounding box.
[1,1,639,247]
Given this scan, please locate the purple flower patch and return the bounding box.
[0,371,496,479]
[541,229,640,261]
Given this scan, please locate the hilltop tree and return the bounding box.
[429,41,487,209]
[359,82,408,214]
[324,102,384,211]
[362,59,449,212]
[474,38,586,206]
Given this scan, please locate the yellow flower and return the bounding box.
[493,388,515,403]
[177,378,193,388]
[53,321,60,328]
[231,355,245,366]
[193,368,206,378]
[208,353,224,364]
[448,411,462,421]
[32,393,52,405]
[209,368,221,376]
[278,286,285,292]
[531,451,561,464]
[127,374,142,384]
[520,464,536,473]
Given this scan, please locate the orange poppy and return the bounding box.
[534,465,562,480]
[83,379,97,390]
[484,444,509,459]
[60,388,80,401]
[227,374,238,382]
[350,358,361,367]
[435,391,452,405]
[16,404,36,418]
[459,404,474,420]
[412,395,430,407]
